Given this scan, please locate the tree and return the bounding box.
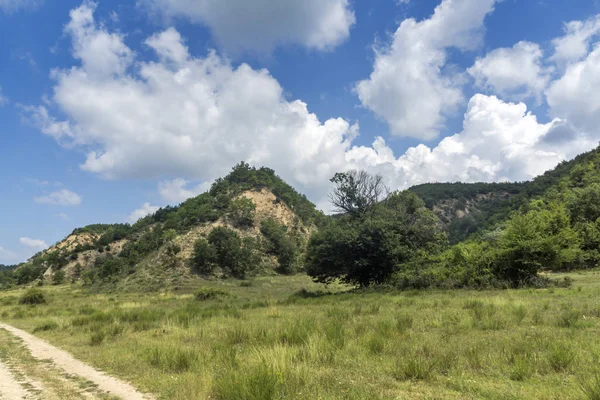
[260,218,299,274]
[53,270,66,285]
[306,190,447,287]
[491,203,582,283]
[192,239,217,274]
[228,197,256,228]
[329,170,388,217]
[192,227,260,279]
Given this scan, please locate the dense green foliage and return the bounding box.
[307,190,447,287]
[260,219,300,275]
[0,264,16,271]
[192,227,260,279]
[18,288,46,305]
[1,162,322,287]
[409,145,600,243]
[395,147,600,289]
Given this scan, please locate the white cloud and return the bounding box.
[345,94,592,190]
[32,3,359,202]
[127,203,160,223]
[468,41,551,101]
[34,189,82,206]
[552,15,600,63]
[138,0,355,54]
[546,43,600,135]
[31,2,597,210]
[0,0,40,13]
[19,237,48,251]
[159,178,211,204]
[356,0,499,139]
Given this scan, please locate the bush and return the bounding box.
[52,270,66,285]
[90,330,106,346]
[228,197,256,228]
[192,239,217,275]
[19,288,47,305]
[33,320,59,332]
[194,287,231,301]
[194,227,260,278]
[260,219,299,275]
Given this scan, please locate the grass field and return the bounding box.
[2,272,600,399]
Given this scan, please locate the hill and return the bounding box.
[409,144,600,243]
[1,163,324,290]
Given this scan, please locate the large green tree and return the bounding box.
[306,176,447,287]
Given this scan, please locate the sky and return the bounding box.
[2,0,600,264]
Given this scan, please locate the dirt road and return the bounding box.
[0,359,31,399]
[0,323,154,400]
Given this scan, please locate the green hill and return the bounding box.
[1,163,323,290]
[409,145,600,243]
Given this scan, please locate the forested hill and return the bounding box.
[0,163,323,290]
[409,145,600,243]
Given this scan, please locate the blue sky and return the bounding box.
[2,0,600,264]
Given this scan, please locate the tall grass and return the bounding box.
[1,273,600,399]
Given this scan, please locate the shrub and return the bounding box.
[90,330,106,346]
[192,239,217,275]
[548,343,575,372]
[33,320,59,332]
[228,197,256,228]
[260,219,299,275]
[146,346,199,373]
[194,287,230,301]
[52,270,66,285]
[19,288,47,305]
[395,356,434,381]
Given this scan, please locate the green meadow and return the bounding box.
[2,272,600,400]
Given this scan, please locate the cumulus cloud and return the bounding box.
[34,189,82,206]
[32,2,597,210]
[138,0,355,54]
[546,44,600,135]
[552,15,600,63]
[31,3,359,202]
[345,95,591,190]
[468,41,551,101]
[159,178,211,204]
[356,0,499,140]
[19,237,48,251]
[127,203,160,223]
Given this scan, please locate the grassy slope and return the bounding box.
[1,273,600,399]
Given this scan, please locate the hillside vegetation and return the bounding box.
[0,163,322,290]
[4,146,600,293]
[409,145,600,243]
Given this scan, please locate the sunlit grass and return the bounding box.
[1,272,600,399]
